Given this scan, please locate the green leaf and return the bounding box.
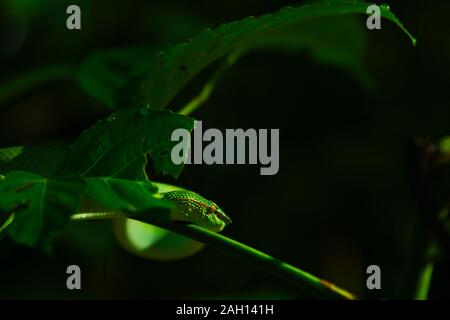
[77,2,415,109]
[56,108,195,179]
[0,171,85,249]
[82,177,172,216]
[0,142,70,177]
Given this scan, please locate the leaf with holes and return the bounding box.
[55,108,195,179]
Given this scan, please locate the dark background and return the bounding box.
[0,0,449,299]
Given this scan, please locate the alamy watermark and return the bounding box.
[171,121,279,175]
[366,4,382,30]
[66,5,81,30]
[66,265,81,290]
[366,265,381,290]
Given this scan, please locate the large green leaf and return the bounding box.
[0,171,84,248]
[0,109,195,248]
[77,1,415,109]
[56,108,195,179]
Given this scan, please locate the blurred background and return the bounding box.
[0,0,449,299]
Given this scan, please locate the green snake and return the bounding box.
[72,183,232,232]
[69,183,232,259]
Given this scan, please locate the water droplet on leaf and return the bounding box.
[107,113,116,122]
[140,105,151,115]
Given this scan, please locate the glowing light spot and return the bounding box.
[125,219,167,251]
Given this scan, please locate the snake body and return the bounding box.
[72,185,231,259]
[72,183,232,233]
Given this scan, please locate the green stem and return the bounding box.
[178,52,241,116]
[413,239,437,300]
[404,138,443,299]
[0,65,75,107]
[413,206,448,299]
[71,213,356,300]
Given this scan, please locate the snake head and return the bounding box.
[162,191,231,232]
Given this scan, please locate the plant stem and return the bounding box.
[403,137,442,299]
[153,221,357,300]
[178,52,240,116]
[0,65,75,108]
[413,238,438,300]
[71,213,356,300]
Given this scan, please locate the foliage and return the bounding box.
[0,1,421,299]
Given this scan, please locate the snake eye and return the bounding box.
[205,205,216,216]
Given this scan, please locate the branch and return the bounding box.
[71,212,356,300]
